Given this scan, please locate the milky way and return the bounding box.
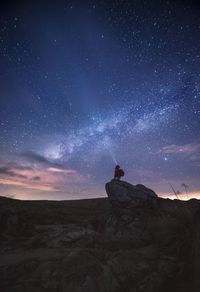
[0,0,200,200]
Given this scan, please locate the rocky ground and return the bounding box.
[1,180,200,292]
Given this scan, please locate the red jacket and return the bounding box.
[114,165,124,178]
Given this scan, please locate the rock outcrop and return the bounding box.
[0,191,200,292]
[105,179,157,203]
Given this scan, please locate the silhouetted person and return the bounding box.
[114,165,124,180]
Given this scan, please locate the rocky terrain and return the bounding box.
[1,179,200,292]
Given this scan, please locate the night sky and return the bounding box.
[0,0,200,200]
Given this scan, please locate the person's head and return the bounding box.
[115,165,120,169]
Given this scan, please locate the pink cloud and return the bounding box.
[0,163,86,195]
[160,143,200,160]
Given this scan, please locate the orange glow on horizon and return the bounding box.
[159,191,200,200]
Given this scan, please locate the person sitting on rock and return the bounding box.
[114,165,124,180]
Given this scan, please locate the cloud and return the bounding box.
[48,167,66,173]
[20,151,50,164]
[0,167,27,179]
[47,167,77,175]
[32,176,41,181]
[160,143,200,160]
[0,156,87,197]
[6,162,33,171]
[19,151,67,170]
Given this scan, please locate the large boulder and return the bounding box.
[105,179,157,205]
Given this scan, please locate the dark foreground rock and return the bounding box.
[0,186,200,292]
[105,179,157,207]
[105,179,157,201]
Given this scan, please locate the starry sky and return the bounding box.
[0,0,200,200]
